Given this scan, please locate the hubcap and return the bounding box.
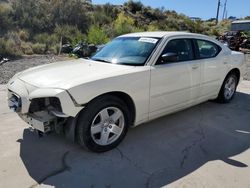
[224,76,236,100]
[90,107,125,146]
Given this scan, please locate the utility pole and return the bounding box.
[222,0,228,20]
[216,0,221,24]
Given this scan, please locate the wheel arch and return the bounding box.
[88,91,136,126]
[227,68,240,85]
[215,67,241,103]
[79,91,136,126]
[64,91,136,142]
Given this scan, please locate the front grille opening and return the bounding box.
[29,98,46,113]
[29,97,62,113]
[49,97,62,112]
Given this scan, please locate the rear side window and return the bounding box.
[195,39,221,59]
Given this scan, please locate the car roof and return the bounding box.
[119,31,230,53]
[120,31,205,38]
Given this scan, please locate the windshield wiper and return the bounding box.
[91,58,111,64]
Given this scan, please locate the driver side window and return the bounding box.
[157,39,194,64]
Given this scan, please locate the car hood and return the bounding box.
[18,59,135,89]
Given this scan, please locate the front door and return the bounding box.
[149,38,201,119]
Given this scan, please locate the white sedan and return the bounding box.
[7,32,245,152]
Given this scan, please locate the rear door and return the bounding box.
[193,39,225,99]
[149,38,201,119]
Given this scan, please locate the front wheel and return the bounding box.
[76,95,130,152]
[216,73,238,103]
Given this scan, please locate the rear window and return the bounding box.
[195,39,221,59]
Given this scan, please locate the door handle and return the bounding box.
[223,62,228,64]
[192,65,199,70]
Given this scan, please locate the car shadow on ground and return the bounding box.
[18,92,250,188]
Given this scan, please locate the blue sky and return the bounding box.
[92,0,250,20]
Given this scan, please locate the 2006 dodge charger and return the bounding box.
[7,32,245,152]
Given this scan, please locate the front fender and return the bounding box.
[67,69,151,125]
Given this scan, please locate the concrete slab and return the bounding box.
[0,82,250,188]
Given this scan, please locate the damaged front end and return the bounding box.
[7,78,83,140]
[8,89,69,135]
[22,97,68,134]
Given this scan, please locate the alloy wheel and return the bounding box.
[90,107,125,146]
[224,76,236,100]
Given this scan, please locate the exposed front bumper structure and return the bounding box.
[7,78,83,134]
[19,112,56,133]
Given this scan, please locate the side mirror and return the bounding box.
[160,52,178,63]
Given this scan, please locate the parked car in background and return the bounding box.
[7,32,245,152]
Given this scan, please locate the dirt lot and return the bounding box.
[0,82,250,188]
[0,55,70,84]
[0,54,250,187]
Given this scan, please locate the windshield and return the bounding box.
[91,37,160,66]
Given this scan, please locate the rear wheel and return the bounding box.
[76,95,130,152]
[216,73,238,103]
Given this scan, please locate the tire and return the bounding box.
[76,95,130,152]
[216,73,238,103]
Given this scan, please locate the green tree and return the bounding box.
[12,0,53,33]
[114,12,135,35]
[147,22,159,31]
[87,25,109,45]
[0,4,13,34]
[50,0,90,33]
[12,0,90,34]
[124,0,143,14]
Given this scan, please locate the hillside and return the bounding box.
[0,0,242,57]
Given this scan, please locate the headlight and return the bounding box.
[8,93,22,112]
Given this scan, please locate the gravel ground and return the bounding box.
[1,82,250,188]
[0,55,70,84]
[0,54,250,84]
